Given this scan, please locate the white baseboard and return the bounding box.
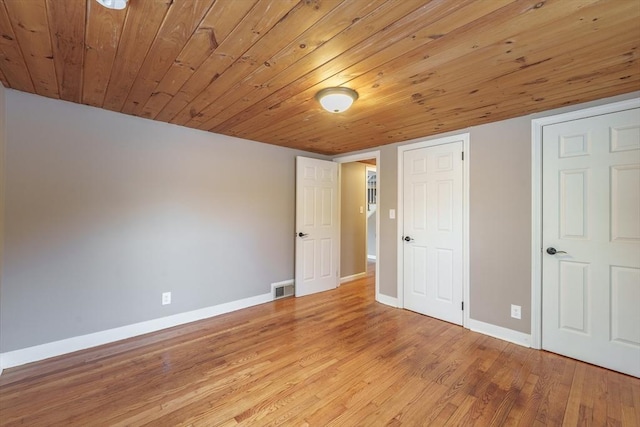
[376,293,398,308]
[340,272,367,284]
[468,318,531,348]
[0,292,273,371]
[367,255,377,260]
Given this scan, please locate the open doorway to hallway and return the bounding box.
[333,150,381,300]
[340,159,376,287]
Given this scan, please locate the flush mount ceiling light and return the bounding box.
[95,0,128,10]
[315,87,359,113]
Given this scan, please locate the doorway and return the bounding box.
[339,161,373,284]
[334,151,381,301]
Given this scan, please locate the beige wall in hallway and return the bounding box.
[340,162,367,278]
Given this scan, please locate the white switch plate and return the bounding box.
[511,304,521,319]
[162,292,171,305]
[359,206,364,214]
[389,209,396,219]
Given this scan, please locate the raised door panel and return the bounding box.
[558,261,590,334]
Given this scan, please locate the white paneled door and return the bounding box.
[403,141,463,325]
[542,108,640,377]
[295,157,339,297]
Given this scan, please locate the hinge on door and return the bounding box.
[461,151,464,160]
[461,301,464,310]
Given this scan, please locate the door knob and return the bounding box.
[298,232,308,238]
[403,236,414,242]
[546,247,567,255]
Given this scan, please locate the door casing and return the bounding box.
[530,97,640,349]
[397,134,470,327]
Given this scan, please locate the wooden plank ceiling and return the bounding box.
[0,0,638,155]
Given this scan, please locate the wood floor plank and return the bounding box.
[1,265,639,426]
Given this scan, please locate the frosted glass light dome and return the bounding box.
[95,0,128,10]
[315,87,359,113]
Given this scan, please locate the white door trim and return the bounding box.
[530,97,640,349]
[333,151,382,303]
[397,133,470,328]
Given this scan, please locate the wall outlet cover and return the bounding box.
[510,304,521,319]
[162,292,171,305]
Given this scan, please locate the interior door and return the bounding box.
[295,156,339,297]
[402,141,463,325]
[542,108,640,377]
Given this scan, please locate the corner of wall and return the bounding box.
[0,82,6,361]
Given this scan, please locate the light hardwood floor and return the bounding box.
[1,266,639,426]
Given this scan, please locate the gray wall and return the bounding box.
[469,117,532,332]
[378,145,398,298]
[1,90,322,352]
[340,162,366,278]
[350,91,639,336]
[0,83,5,343]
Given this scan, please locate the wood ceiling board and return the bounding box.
[309,78,639,153]
[365,26,640,131]
[174,0,345,128]
[4,0,58,98]
[182,1,367,130]
[101,0,171,111]
[211,0,515,137]
[199,0,480,132]
[229,0,637,148]
[46,0,86,103]
[121,0,213,116]
[228,0,577,138]
[208,0,447,135]
[0,0,638,155]
[156,0,299,124]
[138,0,258,120]
[373,75,639,147]
[293,38,639,149]
[82,1,126,107]
[0,1,35,92]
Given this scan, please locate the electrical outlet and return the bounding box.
[162,292,171,305]
[511,304,521,319]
